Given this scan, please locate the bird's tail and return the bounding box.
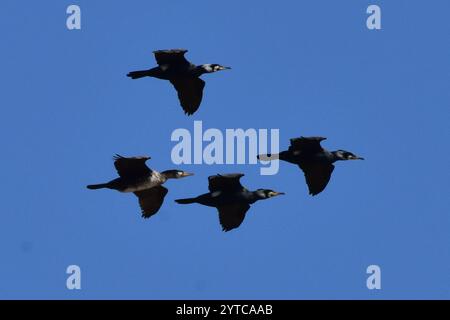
[127,70,151,79]
[86,183,109,190]
[257,153,280,161]
[175,198,197,204]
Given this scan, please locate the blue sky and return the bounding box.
[0,0,449,299]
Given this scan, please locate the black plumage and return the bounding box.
[87,155,193,218]
[175,173,284,232]
[127,49,230,115]
[258,136,364,196]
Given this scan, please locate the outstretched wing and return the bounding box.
[217,203,250,232]
[208,173,245,193]
[299,163,335,196]
[170,77,205,115]
[289,136,326,155]
[134,186,168,218]
[113,155,152,179]
[153,49,190,67]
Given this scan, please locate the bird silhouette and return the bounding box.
[175,173,284,231]
[258,136,364,195]
[127,49,230,115]
[87,155,193,218]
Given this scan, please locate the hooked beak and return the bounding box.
[220,66,231,70]
[352,156,364,160]
[272,191,285,196]
[181,172,194,177]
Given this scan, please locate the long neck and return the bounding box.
[330,151,343,163]
[247,191,266,204]
[193,65,210,76]
[160,170,176,181]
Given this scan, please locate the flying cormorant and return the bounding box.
[87,155,193,218]
[175,173,284,232]
[127,49,230,115]
[258,136,364,196]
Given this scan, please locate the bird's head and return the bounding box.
[161,170,194,180]
[332,150,364,161]
[255,189,285,199]
[201,64,231,73]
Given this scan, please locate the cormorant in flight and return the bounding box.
[258,136,364,196]
[175,173,284,232]
[127,49,230,115]
[87,155,193,218]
